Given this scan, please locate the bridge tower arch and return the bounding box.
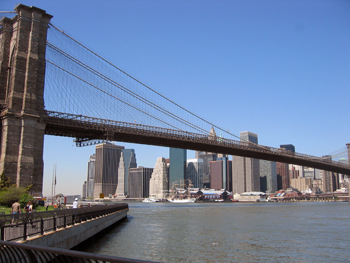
[0,5,52,196]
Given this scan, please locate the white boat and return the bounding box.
[143,198,159,203]
[233,192,268,202]
[167,198,196,203]
[167,179,196,203]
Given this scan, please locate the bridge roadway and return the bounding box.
[43,110,350,175]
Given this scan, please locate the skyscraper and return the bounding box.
[128,167,153,198]
[116,149,137,198]
[86,154,95,198]
[149,157,169,199]
[93,143,124,198]
[210,157,232,191]
[276,144,295,190]
[260,160,277,193]
[232,131,260,193]
[321,155,335,193]
[169,148,187,189]
[186,158,204,188]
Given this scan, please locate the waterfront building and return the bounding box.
[115,149,137,198]
[93,143,124,198]
[210,157,232,191]
[187,158,204,188]
[290,177,313,193]
[232,131,260,193]
[128,167,153,198]
[312,179,323,194]
[169,148,187,189]
[260,160,277,193]
[149,157,169,199]
[86,154,95,198]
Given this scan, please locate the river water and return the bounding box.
[82,202,350,262]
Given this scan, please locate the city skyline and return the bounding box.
[2,0,348,196]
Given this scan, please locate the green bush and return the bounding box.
[20,193,38,208]
[0,186,27,207]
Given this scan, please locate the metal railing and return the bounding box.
[0,203,128,242]
[0,240,158,263]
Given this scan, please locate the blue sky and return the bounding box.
[1,0,349,196]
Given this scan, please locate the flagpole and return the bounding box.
[52,163,57,204]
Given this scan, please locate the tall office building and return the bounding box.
[196,151,217,188]
[195,127,218,188]
[115,149,137,198]
[82,181,87,199]
[149,157,169,199]
[186,158,204,188]
[232,131,260,193]
[86,154,95,198]
[260,160,277,193]
[128,167,153,198]
[93,143,124,198]
[169,148,187,189]
[210,157,232,191]
[277,162,289,190]
[320,155,336,193]
[276,144,295,190]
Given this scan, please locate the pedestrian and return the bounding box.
[45,202,49,211]
[11,199,21,226]
[26,201,36,228]
[72,198,78,209]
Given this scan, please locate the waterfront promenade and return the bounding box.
[0,204,128,249]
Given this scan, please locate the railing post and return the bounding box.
[63,213,67,228]
[0,224,4,241]
[40,216,44,236]
[53,213,56,231]
[23,217,28,241]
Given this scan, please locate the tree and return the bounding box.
[0,171,11,190]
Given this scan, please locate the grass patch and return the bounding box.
[0,205,55,215]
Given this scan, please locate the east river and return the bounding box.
[82,201,350,262]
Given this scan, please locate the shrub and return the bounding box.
[0,186,27,207]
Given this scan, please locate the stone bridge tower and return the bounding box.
[0,5,52,196]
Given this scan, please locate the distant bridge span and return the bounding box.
[44,111,350,175]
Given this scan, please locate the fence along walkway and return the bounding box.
[0,204,128,242]
[0,240,158,263]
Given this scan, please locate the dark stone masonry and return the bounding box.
[0,5,52,196]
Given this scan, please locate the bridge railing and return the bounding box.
[0,203,128,242]
[44,111,350,170]
[0,240,158,263]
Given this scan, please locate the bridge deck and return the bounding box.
[43,111,350,175]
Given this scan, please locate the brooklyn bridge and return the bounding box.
[0,4,349,196]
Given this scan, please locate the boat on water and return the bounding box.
[233,192,268,202]
[167,198,196,203]
[167,179,196,203]
[143,197,159,203]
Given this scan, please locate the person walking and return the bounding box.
[25,201,36,228]
[11,199,21,226]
